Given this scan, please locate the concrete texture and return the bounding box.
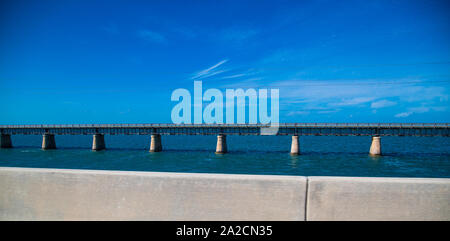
[290,135,300,155]
[0,167,307,221]
[307,176,450,221]
[215,134,227,154]
[0,134,12,148]
[1,167,449,221]
[369,136,381,156]
[149,134,162,152]
[41,134,56,150]
[92,134,105,151]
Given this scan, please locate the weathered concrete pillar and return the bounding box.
[149,134,162,152]
[92,134,106,151]
[1,134,12,148]
[290,135,300,155]
[215,134,227,154]
[42,134,56,150]
[369,136,381,156]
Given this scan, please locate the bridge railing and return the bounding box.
[0,123,449,129]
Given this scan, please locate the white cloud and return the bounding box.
[371,99,397,109]
[191,59,228,80]
[395,112,413,118]
[329,97,375,107]
[221,73,247,79]
[262,78,448,113]
[197,70,228,79]
[394,104,447,118]
[287,111,310,116]
[318,110,340,114]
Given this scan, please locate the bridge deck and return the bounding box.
[1,123,449,136]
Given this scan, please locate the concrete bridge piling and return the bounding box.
[1,133,380,155]
[290,135,300,155]
[92,134,106,151]
[149,134,162,152]
[369,136,381,156]
[215,134,227,154]
[41,134,56,150]
[0,134,12,148]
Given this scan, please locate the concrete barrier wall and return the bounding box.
[307,176,450,221]
[0,167,449,220]
[0,167,306,221]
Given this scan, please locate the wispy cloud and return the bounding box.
[287,111,310,116]
[191,59,228,80]
[395,104,447,118]
[196,70,228,80]
[329,97,375,107]
[138,30,166,43]
[317,109,340,114]
[371,99,397,109]
[221,73,248,79]
[258,77,450,119]
[286,107,340,116]
[395,112,412,118]
[269,78,448,103]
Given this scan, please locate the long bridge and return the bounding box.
[0,123,449,155]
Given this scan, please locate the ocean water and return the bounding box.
[0,135,449,178]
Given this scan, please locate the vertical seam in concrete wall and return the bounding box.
[304,177,309,221]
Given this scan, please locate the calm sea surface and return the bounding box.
[0,135,449,178]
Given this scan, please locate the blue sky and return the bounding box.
[0,0,449,124]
